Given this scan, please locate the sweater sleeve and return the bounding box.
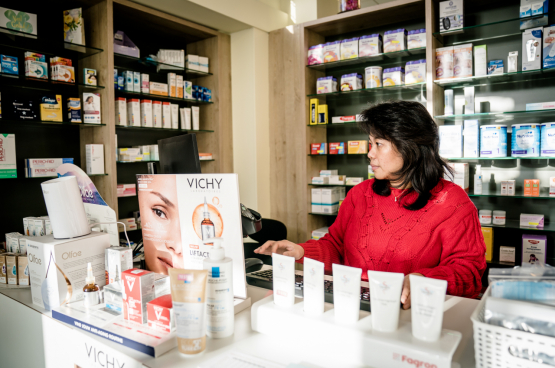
[297,185,358,270]
[414,203,487,298]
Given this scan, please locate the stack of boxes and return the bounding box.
[118,217,138,232]
[311,170,347,214]
[445,163,469,193]
[24,158,74,178]
[117,146,158,162]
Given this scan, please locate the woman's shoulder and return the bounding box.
[431,179,475,211]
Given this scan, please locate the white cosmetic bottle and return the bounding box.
[474,164,483,195]
[202,237,234,338]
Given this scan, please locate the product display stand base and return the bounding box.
[251,296,461,368]
[234,296,252,314]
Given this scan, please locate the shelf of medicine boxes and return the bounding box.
[432,11,555,46]
[0,73,105,92]
[309,212,339,216]
[113,54,213,77]
[307,83,426,101]
[306,47,426,72]
[116,159,215,163]
[26,174,108,179]
[0,27,104,59]
[446,156,554,161]
[309,183,355,187]
[308,154,368,156]
[116,126,214,133]
[308,121,360,128]
[434,110,555,121]
[468,189,555,199]
[115,90,213,105]
[434,69,555,90]
[0,119,106,128]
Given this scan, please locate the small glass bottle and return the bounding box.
[201,197,215,245]
[83,262,100,308]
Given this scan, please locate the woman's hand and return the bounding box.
[254,240,305,260]
[400,273,423,310]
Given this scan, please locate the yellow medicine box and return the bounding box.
[309,98,319,125]
[348,140,368,154]
[40,95,63,122]
[318,104,328,124]
[481,227,493,262]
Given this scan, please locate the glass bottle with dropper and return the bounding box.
[201,196,215,245]
[83,262,100,308]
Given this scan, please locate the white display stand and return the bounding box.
[252,296,462,368]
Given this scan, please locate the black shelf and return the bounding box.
[114,54,212,77]
[0,119,105,127]
[115,90,213,104]
[0,72,104,92]
[116,126,214,133]
[117,159,214,163]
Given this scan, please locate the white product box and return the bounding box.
[118,148,141,156]
[307,44,324,65]
[133,71,140,92]
[312,177,329,185]
[359,34,382,57]
[26,232,110,309]
[167,73,176,97]
[346,177,364,185]
[115,97,127,126]
[184,80,193,99]
[453,43,473,78]
[311,227,329,240]
[141,74,149,93]
[341,38,359,60]
[329,175,346,185]
[550,177,555,196]
[526,101,555,110]
[86,144,104,175]
[445,90,454,115]
[501,180,516,196]
[117,184,137,197]
[321,204,339,214]
[170,104,179,129]
[439,0,464,33]
[522,27,543,71]
[323,41,341,63]
[186,54,200,71]
[383,29,407,53]
[407,29,426,49]
[340,73,363,91]
[199,56,209,73]
[127,99,141,127]
[508,51,519,73]
[464,86,475,114]
[436,46,454,79]
[543,25,555,69]
[26,167,58,178]
[124,70,133,91]
[0,134,16,179]
[311,188,322,213]
[522,234,546,265]
[181,108,191,130]
[463,120,480,157]
[520,213,545,228]
[150,82,168,96]
[405,60,426,85]
[445,163,469,192]
[317,76,337,94]
[332,116,356,124]
[521,0,549,17]
[153,101,162,128]
[162,102,171,129]
[439,125,463,157]
[474,45,487,76]
[176,75,184,98]
[499,246,516,263]
[382,67,405,86]
[320,170,338,176]
[83,93,101,124]
[150,145,159,160]
[192,106,200,130]
[23,217,35,236]
[140,100,153,127]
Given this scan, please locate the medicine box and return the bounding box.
[127,99,141,127]
[383,67,405,86]
[105,246,133,285]
[526,101,555,110]
[40,95,63,122]
[317,76,337,94]
[67,97,82,123]
[0,133,16,179]
[346,177,364,185]
[318,104,328,124]
[499,246,516,263]
[86,144,104,175]
[321,187,340,204]
[311,188,322,213]
[407,29,426,49]
[439,125,463,158]
[18,255,29,285]
[340,73,363,91]
[309,99,318,125]
[522,27,543,71]
[524,179,540,196]
[522,234,546,265]
[341,38,359,60]
[186,54,199,70]
[550,176,555,196]
[463,120,480,158]
[383,29,407,53]
[122,269,156,325]
[405,60,426,85]
[474,45,487,76]
[520,213,544,228]
[359,35,382,57]
[0,254,6,283]
[84,68,97,86]
[446,163,469,192]
[184,81,193,99]
[147,295,175,333]
[329,142,345,154]
[162,102,171,129]
[171,104,179,129]
[311,143,327,155]
[199,57,209,73]
[320,170,338,176]
[150,82,169,96]
[167,73,176,97]
[133,71,140,92]
[323,41,341,63]
[124,70,133,91]
[330,175,346,185]
[348,140,368,154]
[436,47,454,79]
[176,75,184,98]
[1,55,18,75]
[153,101,162,128]
[487,60,504,75]
[453,43,473,78]
[115,97,127,126]
[311,227,329,240]
[83,93,101,124]
[332,116,356,124]
[307,44,323,65]
[543,25,555,69]
[141,74,149,93]
[25,60,48,79]
[439,0,464,33]
[141,100,153,127]
[481,227,493,262]
[312,177,329,185]
[6,254,18,285]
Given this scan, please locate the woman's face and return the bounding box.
[139,176,183,274]
[368,135,405,185]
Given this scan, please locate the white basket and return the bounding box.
[471,287,555,368]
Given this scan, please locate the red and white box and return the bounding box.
[311,143,327,155]
[117,183,137,197]
[122,269,155,324]
[147,294,175,333]
[332,116,356,124]
[329,142,345,155]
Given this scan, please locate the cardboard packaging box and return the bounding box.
[317,76,338,94]
[141,74,149,93]
[329,142,345,154]
[348,140,368,154]
[147,294,174,333]
[67,97,82,123]
[40,95,63,122]
[133,71,140,92]
[0,133,17,179]
[312,177,329,185]
[83,93,101,124]
[499,246,516,263]
[6,253,18,285]
[127,99,141,127]
[341,37,359,60]
[520,213,544,228]
[522,27,543,71]
[439,125,463,158]
[524,179,540,196]
[122,268,155,324]
[405,59,426,85]
[323,41,340,63]
[522,234,546,265]
[0,254,7,283]
[115,97,127,126]
[445,163,469,192]
[167,73,176,97]
[318,104,328,124]
[86,144,104,175]
[439,0,464,33]
[453,43,473,78]
[141,100,153,127]
[407,29,426,49]
[383,67,405,86]
[309,99,319,125]
[311,143,327,155]
[26,233,110,309]
[474,45,487,76]
[543,25,555,69]
[176,75,184,98]
[18,255,29,286]
[105,246,133,285]
[359,34,382,57]
[464,120,480,157]
[436,46,454,79]
[104,281,123,314]
[162,102,171,129]
[383,29,407,53]
[311,188,322,213]
[150,82,169,96]
[153,101,162,128]
[481,227,493,262]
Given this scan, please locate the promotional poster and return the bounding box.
[137,174,247,299]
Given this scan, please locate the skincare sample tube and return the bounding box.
[367,270,404,332]
[169,268,208,355]
[192,106,200,130]
[272,254,295,307]
[410,275,448,342]
[303,258,325,314]
[332,264,362,324]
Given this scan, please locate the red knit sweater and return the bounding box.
[300,179,487,298]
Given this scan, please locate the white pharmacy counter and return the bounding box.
[0,284,479,368]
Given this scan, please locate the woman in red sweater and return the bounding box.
[255,101,486,309]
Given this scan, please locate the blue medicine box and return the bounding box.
[1,55,19,75]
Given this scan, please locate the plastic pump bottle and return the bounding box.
[202,237,234,338]
[83,262,100,308]
[474,165,483,195]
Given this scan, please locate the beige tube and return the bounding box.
[169,268,208,355]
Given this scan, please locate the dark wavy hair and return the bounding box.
[359,100,453,211]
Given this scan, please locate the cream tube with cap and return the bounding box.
[169,268,208,356]
[272,253,295,307]
[332,264,362,324]
[367,270,404,332]
[410,275,448,342]
[303,257,325,314]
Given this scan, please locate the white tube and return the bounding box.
[410,275,448,342]
[272,253,295,307]
[332,264,362,324]
[367,270,404,332]
[192,106,199,130]
[303,258,324,314]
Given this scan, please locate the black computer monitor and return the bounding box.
[157,134,201,174]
